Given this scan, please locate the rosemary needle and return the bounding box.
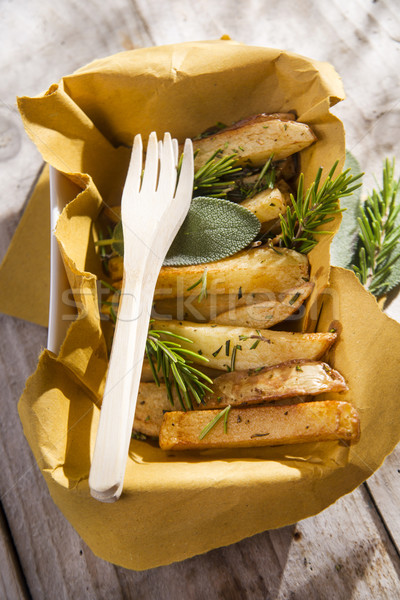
[352,158,400,297]
[199,405,232,440]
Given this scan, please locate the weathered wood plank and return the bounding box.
[0,503,29,600]
[1,0,400,598]
[366,447,400,556]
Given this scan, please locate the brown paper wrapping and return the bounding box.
[5,40,400,570]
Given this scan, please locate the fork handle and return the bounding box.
[89,253,162,502]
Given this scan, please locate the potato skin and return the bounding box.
[159,401,360,450]
[192,114,316,169]
[108,246,309,299]
[212,282,313,328]
[203,359,348,408]
[152,319,337,370]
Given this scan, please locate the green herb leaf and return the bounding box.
[164,196,260,266]
[146,325,213,410]
[331,151,363,268]
[279,162,363,254]
[199,405,232,440]
[351,158,400,297]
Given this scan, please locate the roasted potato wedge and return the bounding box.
[153,291,270,322]
[108,246,309,298]
[212,282,313,328]
[152,320,336,370]
[133,382,310,438]
[192,114,316,170]
[240,186,288,224]
[134,383,174,437]
[159,401,360,450]
[203,360,348,408]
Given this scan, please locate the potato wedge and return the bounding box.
[192,114,316,170]
[153,282,312,325]
[133,381,309,437]
[151,320,336,370]
[134,383,174,437]
[240,186,288,224]
[159,401,360,450]
[212,282,313,328]
[109,246,309,298]
[203,360,348,408]
[153,292,270,322]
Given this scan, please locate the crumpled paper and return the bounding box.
[4,39,400,571]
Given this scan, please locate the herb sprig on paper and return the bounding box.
[331,155,400,298]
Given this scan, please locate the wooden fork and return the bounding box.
[89,132,194,502]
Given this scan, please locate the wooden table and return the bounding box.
[1,1,400,598]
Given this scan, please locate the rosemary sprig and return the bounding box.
[279,161,363,254]
[146,326,213,410]
[193,151,242,198]
[352,158,400,296]
[240,155,276,199]
[199,405,232,440]
[186,267,208,302]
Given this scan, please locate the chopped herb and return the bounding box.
[330,328,336,333]
[289,292,301,305]
[230,344,242,371]
[217,396,222,403]
[295,364,303,372]
[187,268,208,303]
[238,286,243,300]
[225,339,231,356]
[198,349,203,355]
[109,306,117,323]
[145,415,151,422]
[239,334,249,341]
[237,415,242,423]
[212,345,223,357]
[132,431,147,440]
[250,432,270,438]
[199,405,232,440]
[250,340,260,350]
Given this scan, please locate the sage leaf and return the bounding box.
[164,196,261,266]
[330,151,363,268]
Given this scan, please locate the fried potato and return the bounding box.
[133,381,310,437]
[109,246,308,298]
[212,282,313,328]
[192,114,316,170]
[240,186,288,224]
[151,320,336,370]
[203,360,348,408]
[134,383,174,437]
[153,282,312,325]
[159,401,360,450]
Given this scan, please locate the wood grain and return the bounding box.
[1,0,400,598]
